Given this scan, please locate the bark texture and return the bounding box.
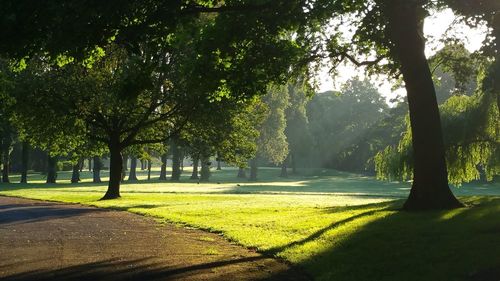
[200,156,210,182]
[159,153,168,180]
[93,156,102,183]
[385,0,462,210]
[102,140,122,200]
[46,155,57,184]
[128,156,138,181]
[71,163,80,184]
[190,156,199,180]
[170,140,181,181]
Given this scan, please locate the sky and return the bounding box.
[316,8,488,104]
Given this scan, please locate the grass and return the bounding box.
[1,167,500,280]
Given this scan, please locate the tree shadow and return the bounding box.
[0,203,103,225]
[273,197,500,281]
[1,256,309,281]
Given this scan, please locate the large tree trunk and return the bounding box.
[237,167,246,178]
[102,140,122,200]
[249,159,258,181]
[71,162,80,184]
[385,0,462,210]
[200,156,210,182]
[170,140,181,181]
[1,133,11,183]
[20,142,29,183]
[190,155,199,180]
[159,153,168,180]
[92,156,102,183]
[46,155,57,184]
[128,156,138,181]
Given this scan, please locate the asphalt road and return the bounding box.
[0,196,309,281]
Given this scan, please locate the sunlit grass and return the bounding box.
[1,167,499,280]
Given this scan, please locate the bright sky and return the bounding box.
[317,8,488,104]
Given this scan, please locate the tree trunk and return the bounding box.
[46,155,57,184]
[216,152,222,170]
[291,152,298,175]
[190,156,199,180]
[128,156,138,181]
[280,159,288,178]
[71,163,80,184]
[20,142,29,183]
[102,140,122,200]
[147,159,152,180]
[237,167,247,178]
[79,158,84,172]
[179,150,184,171]
[93,156,102,183]
[385,0,462,210]
[159,153,168,180]
[170,140,181,181]
[71,163,80,183]
[121,153,128,181]
[1,133,11,183]
[249,159,258,181]
[200,156,210,182]
[88,158,92,172]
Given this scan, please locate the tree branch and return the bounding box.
[336,52,384,67]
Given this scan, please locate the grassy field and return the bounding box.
[1,167,500,281]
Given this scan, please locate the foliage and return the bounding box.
[430,43,481,103]
[11,58,90,158]
[256,85,290,165]
[376,71,499,185]
[284,82,312,167]
[307,78,389,171]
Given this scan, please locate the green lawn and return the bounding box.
[1,167,499,281]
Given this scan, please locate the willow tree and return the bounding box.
[375,45,499,186]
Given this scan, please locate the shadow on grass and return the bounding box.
[285,197,500,281]
[1,256,308,281]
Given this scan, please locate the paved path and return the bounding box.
[0,196,309,281]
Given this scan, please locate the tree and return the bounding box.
[4,0,493,209]
[180,92,263,182]
[284,82,312,175]
[0,60,16,183]
[250,85,289,181]
[376,56,499,186]
[310,0,467,209]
